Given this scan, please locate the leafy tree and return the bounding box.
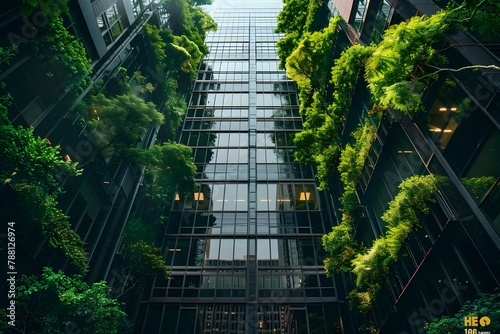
[276,31,302,70]
[285,18,340,100]
[425,291,500,334]
[12,267,128,334]
[275,0,310,35]
[128,141,196,197]
[85,93,164,162]
[116,241,170,298]
[31,16,91,93]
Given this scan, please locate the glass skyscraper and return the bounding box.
[135,0,350,332]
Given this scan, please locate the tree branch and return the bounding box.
[420,64,500,80]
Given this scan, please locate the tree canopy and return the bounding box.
[128,141,196,197]
[13,267,128,334]
[86,93,164,161]
[115,241,170,298]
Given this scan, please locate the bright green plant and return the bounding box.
[323,122,375,275]
[128,141,196,197]
[425,291,500,334]
[14,267,128,333]
[31,16,92,93]
[1,106,86,272]
[16,185,88,273]
[85,93,164,162]
[285,18,340,101]
[350,175,437,313]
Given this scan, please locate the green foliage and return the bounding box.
[15,267,128,334]
[128,141,196,197]
[0,45,16,67]
[380,174,437,230]
[294,92,341,190]
[276,31,301,70]
[20,0,69,16]
[16,185,88,273]
[461,176,497,202]
[165,0,217,56]
[144,24,168,72]
[364,10,457,114]
[347,290,374,315]
[459,0,500,42]
[130,71,155,96]
[31,16,92,93]
[275,0,310,35]
[86,93,164,160]
[330,45,375,119]
[0,122,79,194]
[0,107,86,272]
[172,34,203,80]
[349,175,437,312]
[124,241,169,281]
[289,19,343,190]
[425,292,500,334]
[322,122,375,275]
[286,18,340,99]
[123,217,157,245]
[323,222,359,273]
[275,0,329,68]
[116,241,170,297]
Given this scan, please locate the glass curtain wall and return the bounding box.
[136,1,347,333]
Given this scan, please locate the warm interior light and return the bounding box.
[450,107,457,111]
[439,107,447,111]
[174,193,180,201]
[194,192,205,201]
[103,181,111,184]
[168,248,182,252]
[397,150,413,154]
[299,191,310,201]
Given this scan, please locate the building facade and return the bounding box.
[134,0,355,332]
[324,0,500,332]
[0,0,171,283]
